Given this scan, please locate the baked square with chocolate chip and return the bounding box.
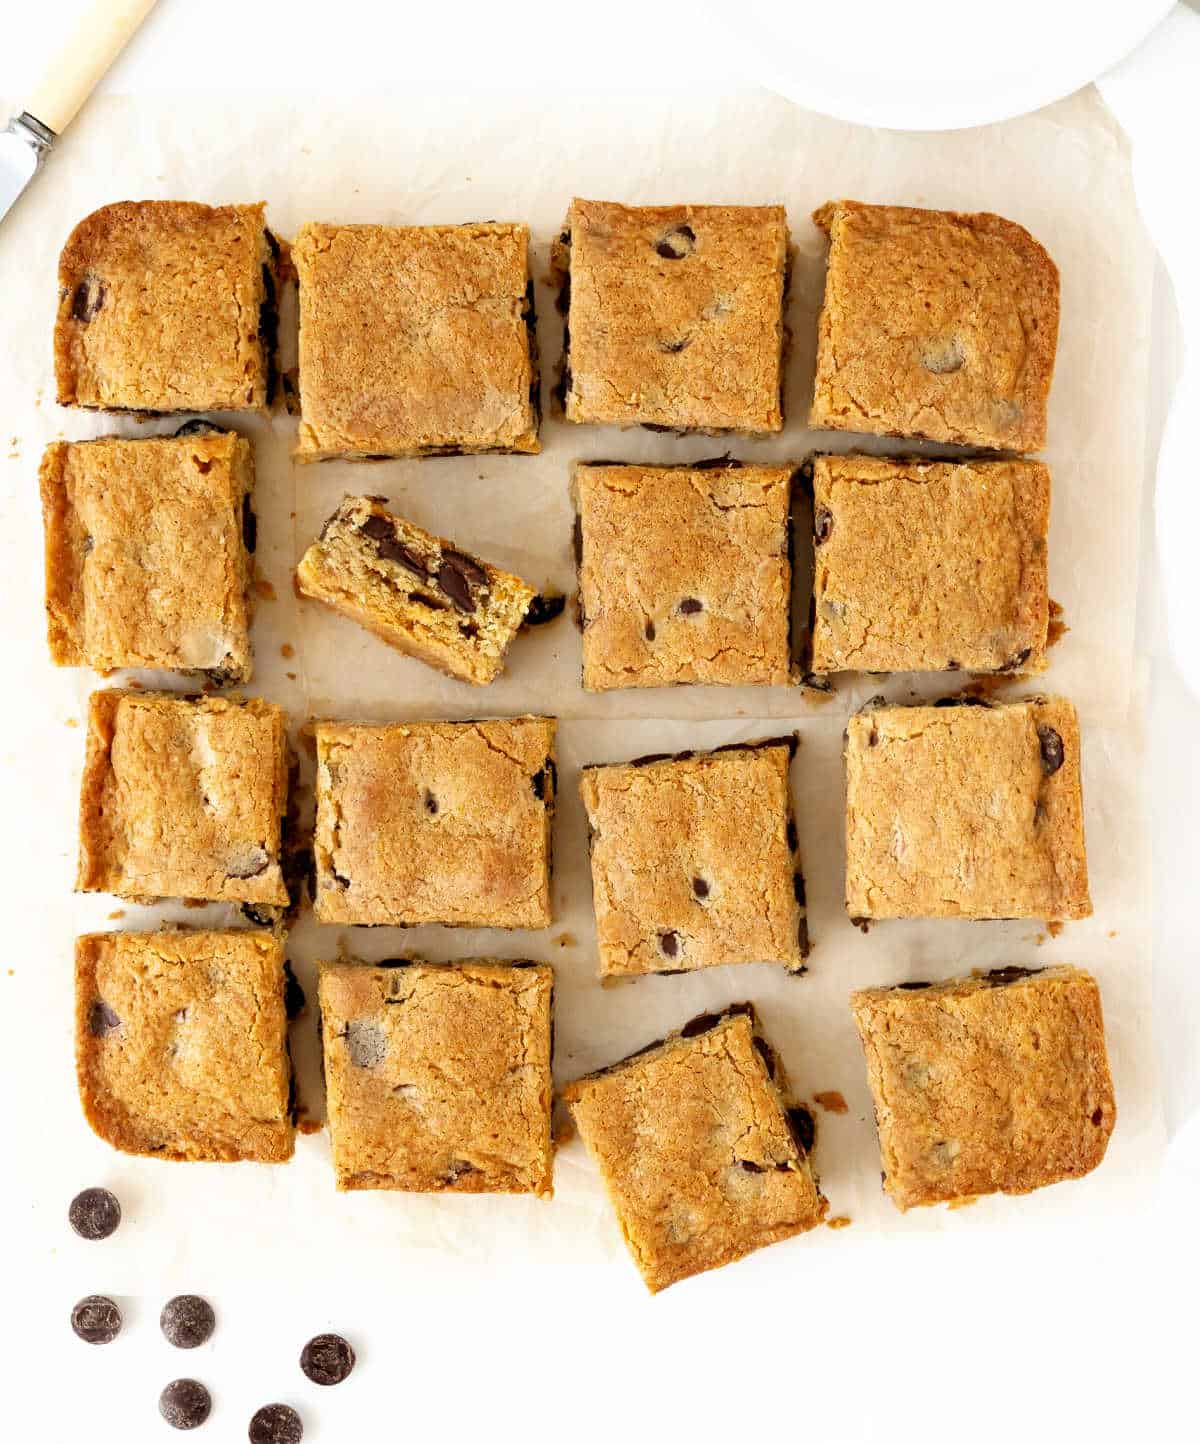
[809,200,1059,451]
[810,454,1050,675]
[54,201,282,414]
[579,739,807,977]
[563,1004,826,1292]
[851,966,1115,1209]
[77,690,291,907]
[554,199,788,433]
[844,698,1090,922]
[318,960,553,1194]
[41,429,257,682]
[292,222,539,460]
[75,929,295,1162]
[313,717,555,927]
[297,495,538,685]
[575,461,795,689]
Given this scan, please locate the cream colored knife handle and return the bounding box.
[25,0,160,136]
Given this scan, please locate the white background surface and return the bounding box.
[2,4,1199,1443]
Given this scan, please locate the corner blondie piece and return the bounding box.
[810,455,1050,675]
[851,966,1115,1209]
[580,740,807,977]
[313,717,555,927]
[564,1004,826,1292]
[319,960,553,1194]
[75,930,295,1162]
[809,200,1059,451]
[41,428,256,681]
[844,698,1090,921]
[555,199,788,433]
[297,495,537,685]
[54,201,281,413]
[292,222,539,460]
[575,461,795,689]
[77,690,290,907]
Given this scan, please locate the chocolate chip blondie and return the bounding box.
[810,454,1050,675]
[54,201,281,413]
[77,690,291,908]
[75,929,295,1162]
[292,222,539,460]
[575,460,795,689]
[563,1004,826,1292]
[41,428,256,682]
[554,199,788,433]
[313,717,555,927]
[809,200,1059,451]
[844,698,1091,922]
[318,959,553,1194]
[579,740,808,977]
[297,495,538,685]
[851,966,1115,1209]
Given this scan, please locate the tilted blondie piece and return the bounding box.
[319,960,553,1194]
[41,427,257,682]
[844,698,1091,922]
[297,495,538,685]
[313,717,555,927]
[809,200,1059,451]
[77,690,291,907]
[810,454,1050,675]
[75,929,295,1162]
[54,201,282,413]
[554,199,788,433]
[580,740,807,977]
[564,1004,826,1292]
[292,222,539,460]
[851,966,1115,1209]
[575,461,795,689]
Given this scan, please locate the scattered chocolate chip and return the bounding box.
[410,591,447,610]
[693,455,744,470]
[459,621,479,638]
[946,659,961,671]
[1037,724,1065,775]
[642,422,676,434]
[71,1295,121,1344]
[752,1035,777,1078]
[174,420,225,438]
[360,516,428,575]
[159,1379,212,1430]
[71,276,106,323]
[739,1159,766,1173]
[678,597,703,615]
[797,917,810,957]
[629,751,673,767]
[423,790,439,815]
[658,930,680,959]
[89,1000,121,1037]
[250,1404,303,1444]
[934,695,991,708]
[1091,1108,1104,1127]
[69,1186,121,1240]
[1000,647,1032,673]
[344,1021,386,1069]
[985,966,1041,987]
[435,557,479,613]
[160,1296,216,1350]
[787,1105,816,1155]
[793,873,806,906]
[300,1334,356,1387]
[659,337,691,353]
[242,497,257,554]
[897,980,932,990]
[644,620,656,641]
[680,1012,720,1039]
[524,593,566,627]
[531,768,547,800]
[655,224,696,260]
[850,916,871,934]
[691,876,709,900]
[814,508,833,544]
[572,513,583,567]
[283,963,306,1020]
[242,903,276,926]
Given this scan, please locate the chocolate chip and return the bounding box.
[344,1021,386,1069]
[752,1035,777,1079]
[934,695,991,708]
[160,1296,216,1350]
[69,1186,121,1240]
[300,1334,356,1387]
[174,420,225,438]
[680,1012,720,1038]
[1091,1108,1104,1126]
[249,1404,303,1444]
[897,980,932,990]
[655,224,696,260]
[572,514,583,567]
[692,455,744,470]
[443,549,487,586]
[946,659,961,671]
[659,337,691,353]
[678,597,703,615]
[242,903,277,926]
[71,1295,121,1344]
[1000,647,1031,673]
[797,917,810,957]
[658,929,680,959]
[531,768,547,800]
[740,1159,766,1173]
[793,873,807,906]
[1037,724,1065,775]
[524,593,566,627]
[410,591,447,610]
[985,965,1041,987]
[459,621,479,638]
[786,820,798,852]
[89,1000,121,1037]
[283,963,306,1020]
[435,557,479,613]
[814,508,833,544]
[241,497,257,554]
[360,516,428,576]
[423,790,438,815]
[159,1379,212,1430]
[644,620,656,641]
[71,277,105,323]
[787,1105,816,1155]
[691,876,709,899]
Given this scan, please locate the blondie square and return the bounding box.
[75,929,294,1162]
[563,1004,826,1292]
[579,740,807,977]
[318,960,553,1194]
[575,461,795,689]
[810,455,1050,675]
[54,201,280,413]
[297,495,538,685]
[851,966,1116,1209]
[555,199,788,433]
[844,698,1090,922]
[292,222,539,460]
[313,717,556,927]
[77,690,290,907]
[809,200,1059,451]
[41,428,256,682]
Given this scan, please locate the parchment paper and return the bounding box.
[0,86,1161,1296]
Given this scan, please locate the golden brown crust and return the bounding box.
[850,966,1115,1208]
[809,200,1059,451]
[75,930,294,1162]
[319,960,553,1195]
[844,698,1091,921]
[810,454,1049,674]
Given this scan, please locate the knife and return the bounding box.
[0,0,160,227]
